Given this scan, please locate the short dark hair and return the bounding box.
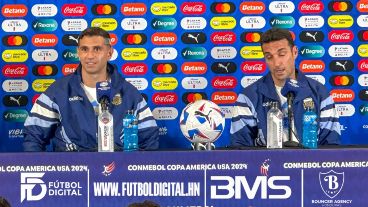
[0,196,11,207]
[78,27,111,46]
[260,28,294,48]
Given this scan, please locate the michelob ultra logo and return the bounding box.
[358,15,368,28]
[182,92,207,104]
[358,44,368,57]
[210,16,236,29]
[32,34,58,47]
[32,79,55,92]
[299,60,325,73]
[240,16,266,29]
[121,48,148,60]
[151,2,177,15]
[328,45,354,58]
[151,47,178,60]
[152,63,177,74]
[299,45,325,58]
[211,62,237,74]
[152,77,178,90]
[182,62,207,75]
[240,46,263,59]
[270,16,295,28]
[122,63,148,76]
[2,49,28,62]
[211,46,237,59]
[181,32,207,44]
[330,75,354,86]
[328,1,352,12]
[31,4,57,17]
[2,4,27,17]
[61,19,88,32]
[62,64,78,75]
[2,79,28,92]
[62,49,79,61]
[211,91,237,105]
[269,1,295,14]
[181,77,208,89]
[91,4,117,15]
[357,1,368,13]
[3,110,28,122]
[2,35,28,46]
[33,64,58,76]
[180,17,206,30]
[152,17,177,30]
[62,4,88,16]
[91,18,117,31]
[298,15,324,28]
[126,78,148,91]
[330,89,354,102]
[151,32,177,45]
[2,64,28,78]
[182,47,207,59]
[240,2,265,14]
[32,49,58,62]
[32,19,58,32]
[122,33,147,45]
[2,19,28,32]
[210,2,236,14]
[336,104,355,117]
[121,3,147,16]
[358,74,368,86]
[328,15,354,28]
[298,1,324,13]
[329,60,353,72]
[180,2,206,15]
[121,18,147,30]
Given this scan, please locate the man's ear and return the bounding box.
[293,46,298,58]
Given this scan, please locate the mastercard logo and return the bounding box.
[330,75,354,86]
[358,30,368,41]
[328,1,352,12]
[2,35,28,46]
[182,92,207,104]
[92,4,117,15]
[122,33,147,45]
[240,32,262,43]
[32,64,58,76]
[152,63,177,75]
[210,2,236,14]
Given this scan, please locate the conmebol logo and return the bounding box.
[330,89,354,102]
[122,63,147,76]
[180,2,206,15]
[62,4,87,16]
[2,64,28,77]
[298,1,324,13]
[152,92,178,105]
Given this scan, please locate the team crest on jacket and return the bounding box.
[303,97,314,110]
[112,93,122,105]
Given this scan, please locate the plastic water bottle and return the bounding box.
[267,102,283,148]
[302,106,318,149]
[123,110,138,151]
[98,100,114,152]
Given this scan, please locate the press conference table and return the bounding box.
[0,147,367,207]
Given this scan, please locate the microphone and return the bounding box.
[96,81,112,105]
[281,79,301,148]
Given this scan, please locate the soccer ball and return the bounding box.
[179,100,225,143]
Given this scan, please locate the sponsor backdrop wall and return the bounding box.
[0,0,367,151]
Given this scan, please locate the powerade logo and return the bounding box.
[181,32,207,44]
[3,110,28,122]
[270,16,295,28]
[32,19,58,32]
[91,4,117,15]
[182,47,207,59]
[91,18,117,31]
[299,31,324,42]
[151,2,177,15]
[2,35,28,46]
[300,46,325,58]
[329,60,353,72]
[152,17,177,30]
[211,62,237,74]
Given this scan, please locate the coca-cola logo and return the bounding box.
[62,4,87,16]
[152,92,178,105]
[2,64,28,77]
[298,1,324,13]
[181,2,206,15]
[122,63,148,76]
[328,30,354,43]
[211,32,236,44]
[212,76,237,89]
[241,61,266,74]
[358,59,368,72]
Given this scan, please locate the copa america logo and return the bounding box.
[20,172,47,202]
[319,170,344,199]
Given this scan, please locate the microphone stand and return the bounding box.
[283,94,301,148]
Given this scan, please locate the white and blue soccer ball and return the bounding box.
[179,100,225,143]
